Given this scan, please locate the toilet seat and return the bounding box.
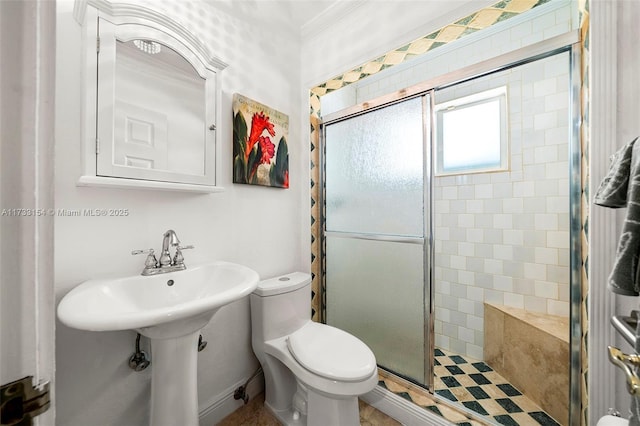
[286,322,376,382]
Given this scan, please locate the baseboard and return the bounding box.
[361,385,453,426]
[198,371,265,426]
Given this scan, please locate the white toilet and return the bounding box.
[250,272,378,426]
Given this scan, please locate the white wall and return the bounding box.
[608,0,640,418]
[54,0,306,424]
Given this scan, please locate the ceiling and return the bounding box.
[202,0,492,39]
[201,0,344,36]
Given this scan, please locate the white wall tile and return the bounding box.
[458,326,476,343]
[493,275,513,292]
[532,11,557,33]
[483,258,503,275]
[534,280,559,299]
[547,300,570,317]
[504,292,525,309]
[533,78,557,97]
[467,286,484,302]
[547,265,569,284]
[524,262,547,281]
[534,213,559,230]
[435,334,450,350]
[514,181,535,197]
[524,295,547,313]
[466,344,484,361]
[484,289,504,305]
[459,213,475,228]
[466,228,484,243]
[535,247,559,265]
[547,230,570,249]
[494,244,515,261]
[546,161,569,179]
[503,229,524,245]
[535,179,560,196]
[458,241,475,257]
[475,184,494,199]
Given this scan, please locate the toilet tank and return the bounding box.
[250,272,312,342]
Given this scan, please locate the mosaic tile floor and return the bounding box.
[431,348,561,425]
[219,349,562,426]
[378,348,563,425]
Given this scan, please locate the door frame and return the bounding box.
[0,1,56,424]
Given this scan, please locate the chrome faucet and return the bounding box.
[132,230,194,276]
[160,229,180,267]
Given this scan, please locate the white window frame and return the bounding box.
[434,86,509,176]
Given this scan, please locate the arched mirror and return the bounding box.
[75,1,227,192]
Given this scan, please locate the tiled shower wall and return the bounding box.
[434,55,570,359]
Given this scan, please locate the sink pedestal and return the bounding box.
[56,260,259,426]
[150,331,200,426]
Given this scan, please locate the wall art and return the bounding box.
[232,93,289,188]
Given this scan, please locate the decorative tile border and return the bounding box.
[578,0,590,424]
[310,0,551,99]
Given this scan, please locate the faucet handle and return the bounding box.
[132,248,157,269]
[132,248,155,256]
[173,245,194,266]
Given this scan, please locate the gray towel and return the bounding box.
[595,137,640,296]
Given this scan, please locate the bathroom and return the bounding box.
[1,0,639,425]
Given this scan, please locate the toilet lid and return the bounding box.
[287,322,376,382]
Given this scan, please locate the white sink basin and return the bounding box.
[57,261,259,337]
[58,260,260,426]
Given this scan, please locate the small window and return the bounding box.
[434,87,508,176]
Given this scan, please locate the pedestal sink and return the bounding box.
[57,261,259,426]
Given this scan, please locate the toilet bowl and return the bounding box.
[250,272,378,426]
[597,415,629,426]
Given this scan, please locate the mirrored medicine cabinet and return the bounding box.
[74,0,227,192]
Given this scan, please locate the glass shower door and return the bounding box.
[323,95,430,385]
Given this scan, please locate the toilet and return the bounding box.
[250,272,378,426]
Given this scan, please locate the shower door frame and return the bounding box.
[318,30,582,423]
[321,93,434,388]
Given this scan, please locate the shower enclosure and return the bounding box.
[320,39,581,424]
[324,95,432,385]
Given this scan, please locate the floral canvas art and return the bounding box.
[233,94,289,188]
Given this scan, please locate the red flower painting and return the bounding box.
[233,94,289,188]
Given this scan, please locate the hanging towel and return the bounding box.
[595,137,640,296]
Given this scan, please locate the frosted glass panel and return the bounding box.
[326,237,425,382]
[325,97,424,237]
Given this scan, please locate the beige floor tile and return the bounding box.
[217,393,399,426]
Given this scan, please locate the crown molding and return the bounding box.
[300,0,368,40]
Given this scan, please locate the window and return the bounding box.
[434,86,508,176]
